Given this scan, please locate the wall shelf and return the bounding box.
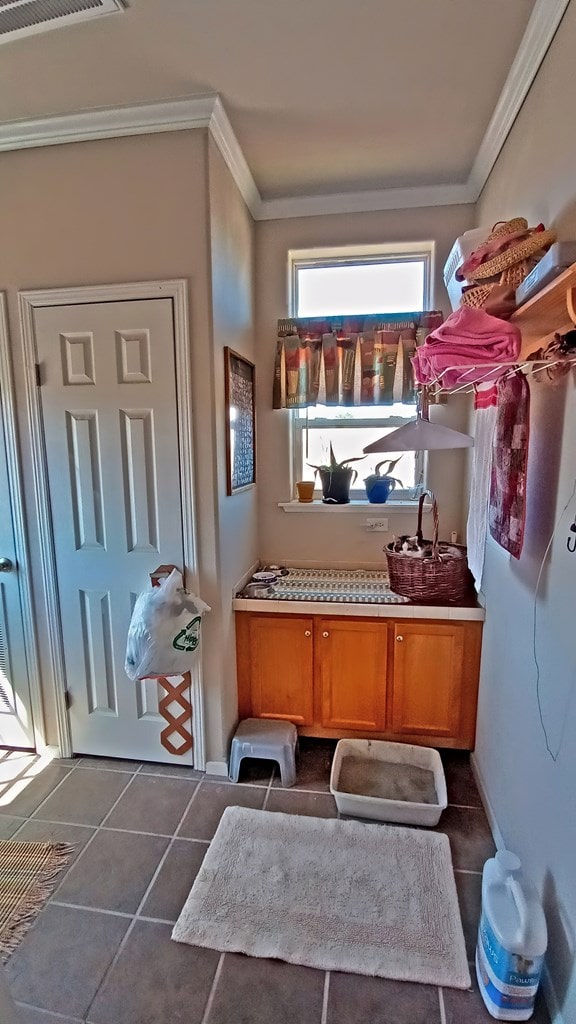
[511,261,576,356]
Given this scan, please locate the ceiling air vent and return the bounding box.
[0,0,125,43]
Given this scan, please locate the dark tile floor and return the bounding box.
[0,743,550,1024]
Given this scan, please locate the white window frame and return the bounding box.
[288,242,434,502]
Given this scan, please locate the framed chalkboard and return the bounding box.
[224,347,256,495]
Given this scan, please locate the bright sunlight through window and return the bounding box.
[296,260,425,316]
[291,246,431,498]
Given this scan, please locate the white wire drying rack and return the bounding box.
[419,357,576,395]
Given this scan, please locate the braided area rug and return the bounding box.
[173,807,470,989]
[0,841,72,959]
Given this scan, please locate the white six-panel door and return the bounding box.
[34,298,190,763]
[0,404,35,749]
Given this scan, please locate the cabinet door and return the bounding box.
[391,622,463,737]
[250,615,314,725]
[318,618,388,731]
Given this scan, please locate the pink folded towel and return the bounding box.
[412,306,521,389]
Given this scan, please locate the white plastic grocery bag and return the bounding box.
[125,569,210,681]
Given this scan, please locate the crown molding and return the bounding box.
[258,182,476,221]
[0,95,217,152]
[0,0,568,222]
[468,0,570,200]
[208,97,261,218]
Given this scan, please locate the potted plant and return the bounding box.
[364,457,404,504]
[309,444,365,504]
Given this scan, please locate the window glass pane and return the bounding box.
[296,261,425,316]
[297,402,414,421]
[301,427,417,492]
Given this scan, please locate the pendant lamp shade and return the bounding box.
[363,390,474,453]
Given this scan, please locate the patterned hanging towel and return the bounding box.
[467,383,498,589]
[489,372,530,558]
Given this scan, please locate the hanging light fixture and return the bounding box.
[363,388,474,453]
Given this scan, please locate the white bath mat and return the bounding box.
[172,806,471,989]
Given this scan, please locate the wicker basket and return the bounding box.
[385,491,471,602]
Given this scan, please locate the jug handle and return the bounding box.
[509,877,529,943]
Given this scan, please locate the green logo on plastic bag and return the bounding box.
[172,616,202,652]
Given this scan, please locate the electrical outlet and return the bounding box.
[365,518,389,531]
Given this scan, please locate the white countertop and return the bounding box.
[233,567,485,621]
[232,597,485,620]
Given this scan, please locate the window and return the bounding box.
[289,243,433,499]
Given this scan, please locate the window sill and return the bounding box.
[278,500,426,514]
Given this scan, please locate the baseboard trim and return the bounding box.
[541,964,565,1024]
[469,752,505,851]
[205,760,229,777]
[470,752,564,1024]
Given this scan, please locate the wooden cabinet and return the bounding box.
[236,612,482,749]
[317,618,387,731]
[391,622,463,738]
[236,614,314,725]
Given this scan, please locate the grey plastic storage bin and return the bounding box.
[330,738,447,826]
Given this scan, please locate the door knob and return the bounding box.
[304,630,311,637]
[396,635,404,642]
[0,557,13,572]
[322,631,329,638]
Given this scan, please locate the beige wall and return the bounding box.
[207,137,258,760]
[474,6,576,1021]
[0,129,242,765]
[255,205,475,566]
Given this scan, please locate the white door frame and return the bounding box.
[0,294,45,751]
[18,280,206,769]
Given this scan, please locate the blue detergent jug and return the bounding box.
[476,850,547,1020]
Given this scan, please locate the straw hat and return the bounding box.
[465,218,555,281]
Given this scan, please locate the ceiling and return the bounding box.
[0,0,552,203]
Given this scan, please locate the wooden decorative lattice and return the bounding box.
[157,673,193,756]
[150,565,193,757]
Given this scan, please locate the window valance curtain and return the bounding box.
[273,311,444,410]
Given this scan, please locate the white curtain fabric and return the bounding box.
[467,384,498,590]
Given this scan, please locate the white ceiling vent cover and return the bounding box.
[0,0,125,43]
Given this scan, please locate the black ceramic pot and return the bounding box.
[319,467,357,504]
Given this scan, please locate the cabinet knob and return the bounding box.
[304,630,311,637]
[322,631,329,638]
[396,635,404,642]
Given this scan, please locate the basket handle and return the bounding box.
[416,490,439,556]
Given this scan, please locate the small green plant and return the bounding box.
[368,457,404,487]
[308,443,366,473]
[308,443,366,504]
[364,456,405,503]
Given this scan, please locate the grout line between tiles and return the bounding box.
[438,986,447,1024]
[448,802,485,811]
[200,952,226,1024]
[51,901,133,919]
[44,771,140,901]
[82,778,203,1021]
[454,868,482,876]
[138,769,202,780]
[16,1000,84,1022]
[49,900,177,927]
[13,816,208,843]
[321,970,330,1024]
[8,761,80,829]
[137,914,177,926]
[202,776,272,790]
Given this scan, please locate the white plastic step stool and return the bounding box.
[229,718,298,787]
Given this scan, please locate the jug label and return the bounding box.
[479,913,543,991]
